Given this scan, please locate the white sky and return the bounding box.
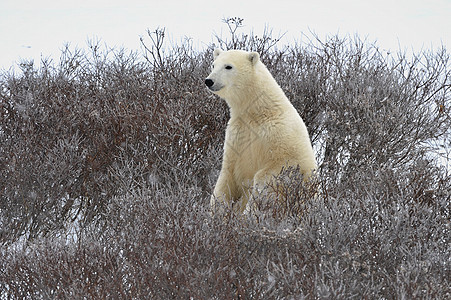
[0,0,450,70]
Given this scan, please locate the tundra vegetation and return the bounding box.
[1,19,450,298]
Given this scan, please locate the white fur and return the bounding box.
[206,49,317,213]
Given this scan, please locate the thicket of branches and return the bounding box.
[1,18,450,298]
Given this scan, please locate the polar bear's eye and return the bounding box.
[225,65,233,70]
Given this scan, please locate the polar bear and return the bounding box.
[205,49,317,214]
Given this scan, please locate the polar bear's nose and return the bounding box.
[205,79,214,87]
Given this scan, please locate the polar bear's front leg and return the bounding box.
[210,170,239,213]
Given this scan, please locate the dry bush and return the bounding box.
[0,34,222,243]
[0,20,450,299]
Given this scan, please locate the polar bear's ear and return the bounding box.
[248,52,260,66]
[213,48,223,59]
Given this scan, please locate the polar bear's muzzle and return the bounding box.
[205,78,224,92]
[205,78,214,88]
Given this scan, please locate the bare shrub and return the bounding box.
[0,19,449,298]
[247,166,320,222]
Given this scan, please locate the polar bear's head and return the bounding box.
[205,49,260,99]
